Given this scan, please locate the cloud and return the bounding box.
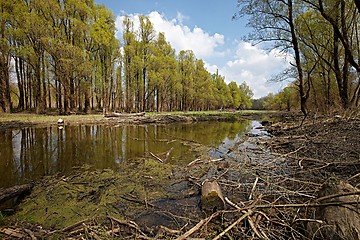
[115,11,225,59]
[219,42,291,98]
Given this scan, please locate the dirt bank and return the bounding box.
[0,111,271,130]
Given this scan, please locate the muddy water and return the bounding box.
[0,120,256,188]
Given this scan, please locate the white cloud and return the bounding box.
[115,11,225,59]
[220,42,291,98]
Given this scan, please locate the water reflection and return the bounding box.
[0,121,251,188]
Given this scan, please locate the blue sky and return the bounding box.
[95,0,291,98]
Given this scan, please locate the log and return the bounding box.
[0,183,34,204]
[307,181,360,239]
[201,180,225,212]
[104,112,145,118]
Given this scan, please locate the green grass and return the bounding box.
[0,110,276,126]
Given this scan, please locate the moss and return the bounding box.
[12,161,178,229]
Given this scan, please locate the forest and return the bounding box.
[0,0,253,114]
[242,0,360,115]
[0,0,359,115]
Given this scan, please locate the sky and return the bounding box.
[95,0,291,99]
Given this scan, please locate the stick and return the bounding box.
[249,177,259,200]
[175,212,219,240]
[24,229,37,240]
[175,218,207,240]
[213,210,253,240]
[316,190,360,202]
[164,147,174,162]
[225,197,266,240]
[187,158,202,167]
[149,152,163,163]
[158,225,180,235]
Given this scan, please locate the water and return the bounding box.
[0,120,255,188]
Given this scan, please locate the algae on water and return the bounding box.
[14,160,175,229]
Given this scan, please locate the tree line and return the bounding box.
[236,0,360,115]
[0,0,253,114]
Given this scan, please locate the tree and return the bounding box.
[178,50,195,111]
[0,0,15,112]
[238,82,253,109]
[236,0,309,116]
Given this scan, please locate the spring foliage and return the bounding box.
[0,1,253,113]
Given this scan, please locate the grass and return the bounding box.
[0,110,276,126]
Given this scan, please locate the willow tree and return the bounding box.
[148,32,178,111]
[0,0,13,112]
[138,16,155,111]
[178,50,195,111]
[122,16,136,112]
[236,0,309,116]
[193,59,215,110]
[91,4,119,114]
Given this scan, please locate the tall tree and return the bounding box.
[0,0,14,112]
[138,15,155,112]
[236,0,309,116]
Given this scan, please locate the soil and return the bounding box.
[0,112,359,239]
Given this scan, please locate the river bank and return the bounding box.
[0,110,280,129]
[0,112,359,239]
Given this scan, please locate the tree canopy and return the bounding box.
[237,0,360,114]
[0,1,253,113]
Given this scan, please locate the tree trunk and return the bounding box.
[0,183,34,204]
[201,180,225,212]
[289,0,308,116]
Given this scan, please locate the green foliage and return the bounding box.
[236,0,360,114]
[4,3,257,113]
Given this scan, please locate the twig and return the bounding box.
[24,229,37,240]
[316,190,360,202]
[107,216,150,238]
[213,210,253,240]
[187,158,203,167]
[175,212,219,240]
[158,225,180,235]
[244,201,360,210]
[149,152,164,163]
[348,172,360,181]
[175,218,207,240]
[225,197,267,240]
[120,195,155,208]
[164,147,174,162]
[60,218,93,232]
[249,177,259,200]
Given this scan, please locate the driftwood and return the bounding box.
[104,112,145,118]
[0,183,34,204]
[307,181,360,239]
[201,180,225,211]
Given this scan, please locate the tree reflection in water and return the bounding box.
[0,120,251,188]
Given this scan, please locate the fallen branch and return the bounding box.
[149,152,164,163]
[249,177,259,200]
[0,183,34,203]
[213,210,253,240]
[104,112,145,118]
[0,228,26,239]
[175,218,207,240]
[187,158,203,167]
[175,212,219,240]
[316,190,360,202]
[164,147,174,162]
[225,197,268,240]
